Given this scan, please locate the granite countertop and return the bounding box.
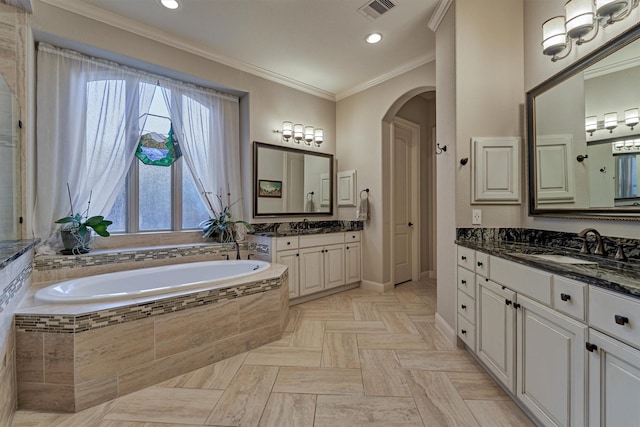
[456,240,640,299]
[251,224,363,238]
[0,239,40,270]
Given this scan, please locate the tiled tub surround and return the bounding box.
[456,228,640,298]
[14,263,288,412]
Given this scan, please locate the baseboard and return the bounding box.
[289,283,360,306]
[360,279,394,293]
[434,312,456,345]
[419,270,435,280]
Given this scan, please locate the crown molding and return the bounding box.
[584,55,640,80]
[427,0,453,32]
[336,52,436,101]
[40,0,336,101]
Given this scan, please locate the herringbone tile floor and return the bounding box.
[12,279,535,426]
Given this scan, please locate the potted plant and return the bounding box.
[55,184,113,254]
[199,190,253,259]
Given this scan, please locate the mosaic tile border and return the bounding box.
[0,264,32,314]
[33,241,257,272]
[15,270,286,334]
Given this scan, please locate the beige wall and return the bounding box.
[522,0,640,239]
[26,0,337,226]
[336,63,435,288]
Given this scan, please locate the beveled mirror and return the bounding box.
[253,141,333,217]
[527,22,640,218]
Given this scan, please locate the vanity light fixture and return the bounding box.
[541,0,639,61]
[625,108,639,130]
[604,112,618,132]
[314,128,324,146]
[274,122,324,147]
[293,124,304,144]
[585,116,598,135]
[304,126,314,145]
[272,121,293,142]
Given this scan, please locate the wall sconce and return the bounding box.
[541,0,639,62]
[625,108,639,130]
[274,121,324,147]
[585,116,598,136]
[604,112,619,132]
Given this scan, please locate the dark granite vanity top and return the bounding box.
[0,239,40,270]
[250,220,364,238]
[456,239,640,299]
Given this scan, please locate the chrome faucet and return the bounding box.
[577,228,606,255]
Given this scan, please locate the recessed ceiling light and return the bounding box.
[158,0,181,10]
[365,33,383,44]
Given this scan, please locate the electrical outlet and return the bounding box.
[472,209,482,225]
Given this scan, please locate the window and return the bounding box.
[34,43,241,242]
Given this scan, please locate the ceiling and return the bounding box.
[39,0,440,100]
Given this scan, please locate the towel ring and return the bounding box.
[307,191,314,200]
[360,188,370,199]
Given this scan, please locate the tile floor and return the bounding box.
[11,279,536,426]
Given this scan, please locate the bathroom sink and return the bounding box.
[514,253,598,265]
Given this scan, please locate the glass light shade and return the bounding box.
[614,141,625,150]
[304,126,314,144]
[604,112,618,131]
[282,121,293,139]
[596,0,628,17]
[542,16,568,56]
[625,108,639,128]
[293,123,304,143]
[314,128,324,144]
[585,116,598,133]
[634,139,640,148]
[625,139,634,149]
[565,0,595,39]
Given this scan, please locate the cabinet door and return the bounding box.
[588,329,640,427]
[477,279,516,392]
[324,244,345,289]
[345,242,361,284]
[517,295,587,427]
[299,247,324,296]
[472,136,521,203]
[277,249,300,299]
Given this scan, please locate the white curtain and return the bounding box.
[161,83,241,218]
[34,43,155,252]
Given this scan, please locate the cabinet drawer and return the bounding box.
[490,256,552,305]
[553,276,587,322]
[589,287,640,350]
[457,246,475,270]
[345,231,361,242]
[276,236,299,251]
[457,314,476,351]
[458,290,476,324]
[475,252,490,277]
[299,233,344,248]
[457,267,475,298]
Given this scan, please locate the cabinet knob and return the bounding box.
[346,246,349,250]
[287,241,291,245]
[615,315,629,326]
[560,293,571,302]
[296,253,299,257]
[513,303,521,309]
[505,299,512,306]
[586,342,598,352]
[461,256,467,260]
[461,280,467,285]
[461,329,467,335]
[461,304,467,310]
[477,261,483,267]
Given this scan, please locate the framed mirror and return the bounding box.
[527,22,640,218]
[253,141,333,217]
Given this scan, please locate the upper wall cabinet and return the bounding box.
[471,137,521,204]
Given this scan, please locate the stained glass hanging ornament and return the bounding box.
[136,115,182,166]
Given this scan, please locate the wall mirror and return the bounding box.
[527,22,640,218]
[253,141,333,217]
[0,73,20,240]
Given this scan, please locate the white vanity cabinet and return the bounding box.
[275,237,301,298]
[587,287,640,427]
[456,246,479,350]
[344,240,361,284]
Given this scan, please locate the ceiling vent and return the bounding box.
[358,0,397,21]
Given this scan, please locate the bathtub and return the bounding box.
[34,259,271,304]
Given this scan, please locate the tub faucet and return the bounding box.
[577,228,606,255]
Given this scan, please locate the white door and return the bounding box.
[517,295,587,427]
[588,329,640,427]
[477,279,516,392]
[277,249,300,299]
[299,247,324,296]
[324,244,345,289]
[393,122,415,284]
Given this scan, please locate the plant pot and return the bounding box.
[60,228,92,254]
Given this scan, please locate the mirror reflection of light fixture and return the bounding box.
[293,123,304,144]
[585,116,598,136]
[314,128,324,146]
[604,112,619,132]
[625,108,639,130]
[541,0,638,61]
[614,140,625,151]
[304,126,314,145]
